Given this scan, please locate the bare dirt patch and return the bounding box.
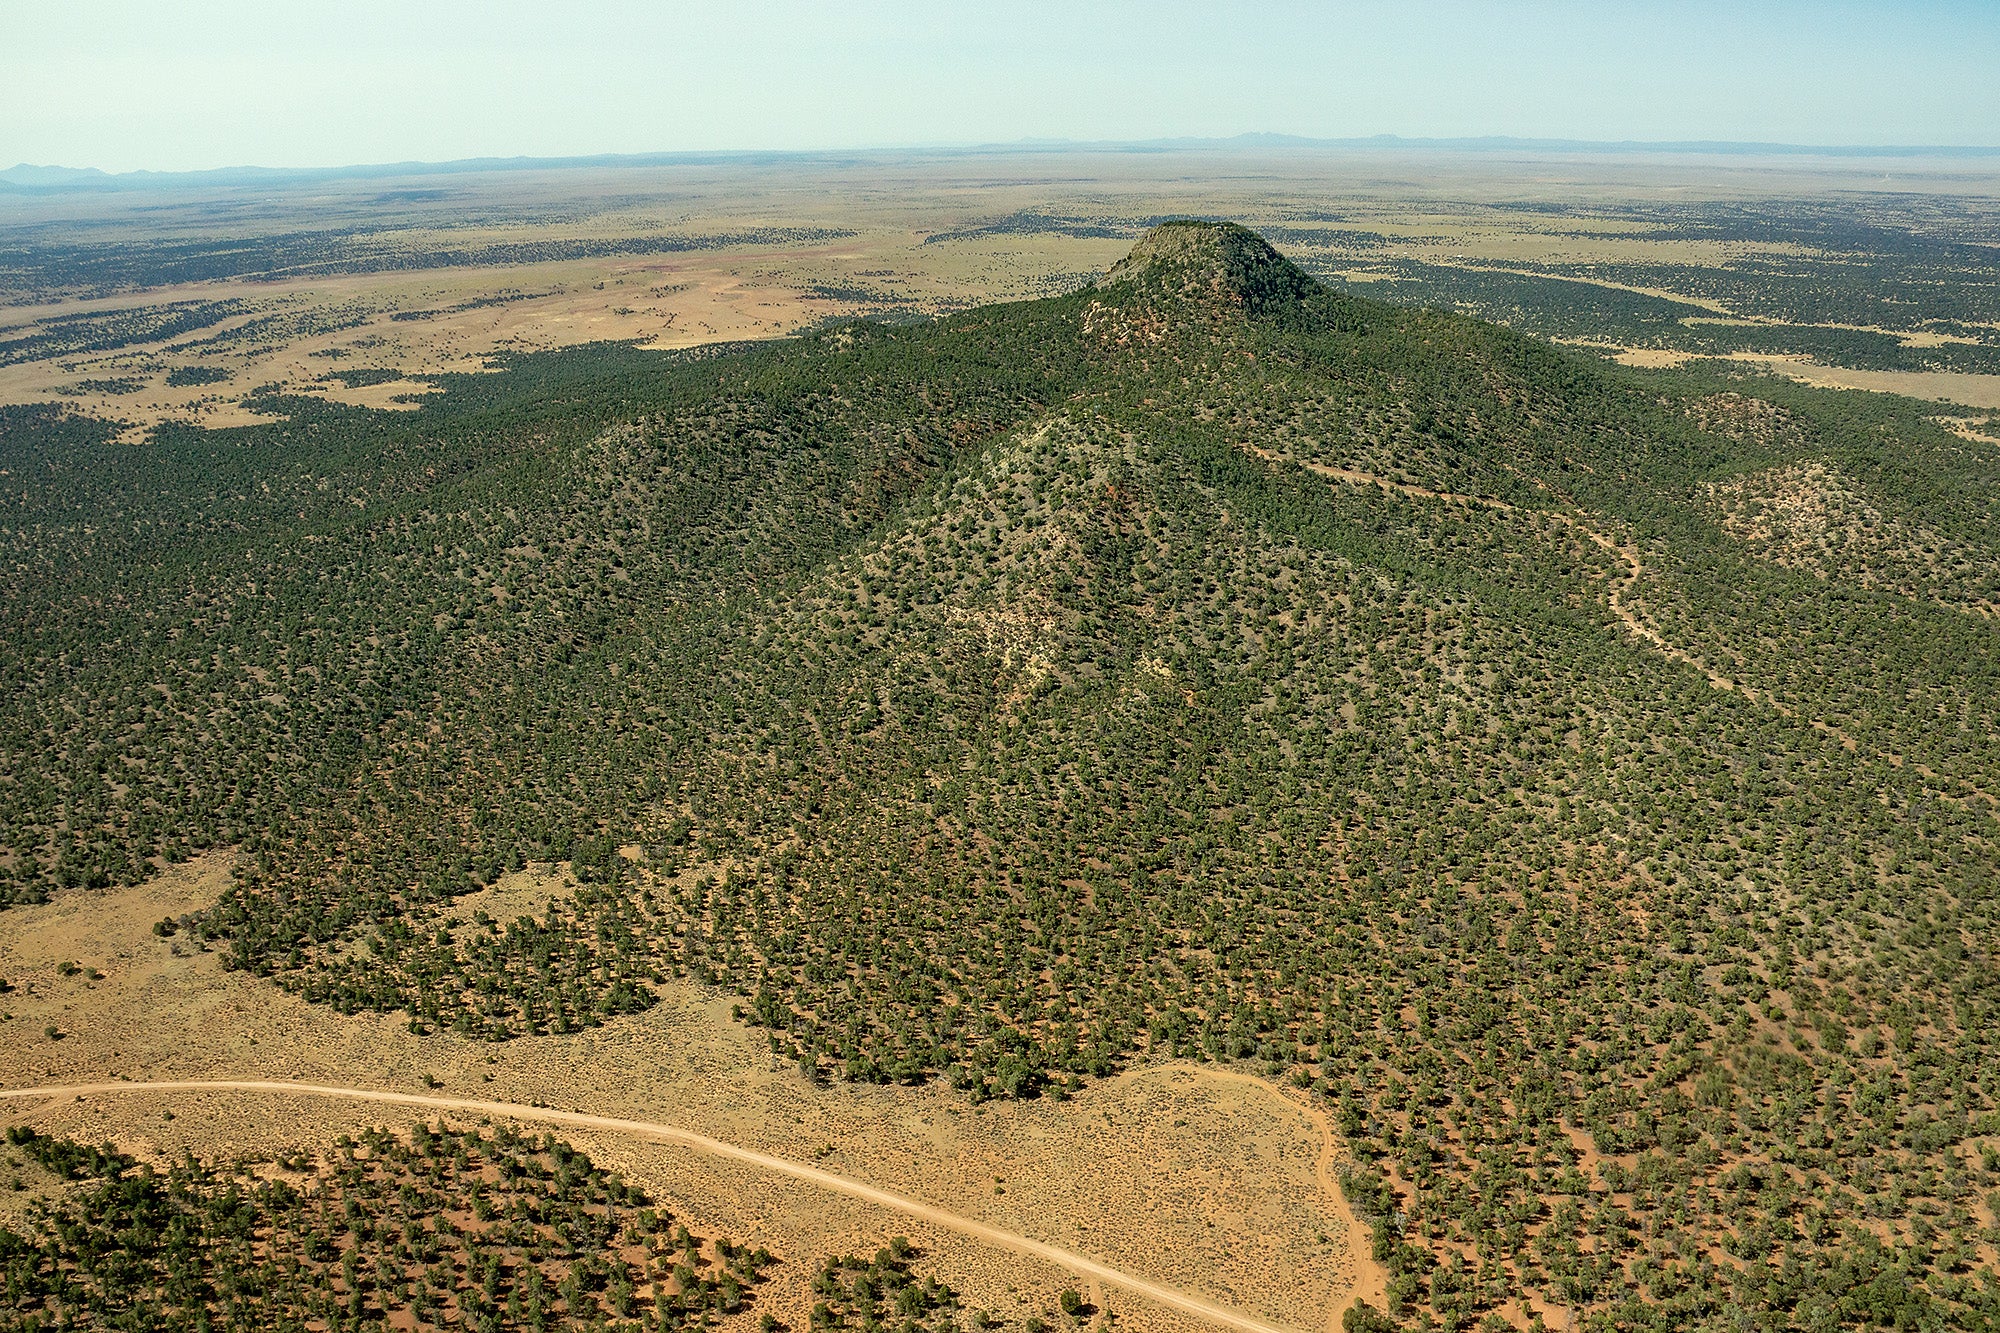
[444,861,572,926]
[0,862,1378,1333]
[1718,354,2000,410]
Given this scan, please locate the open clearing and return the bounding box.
[0,1078,1308,1333]
[1720,356,2000,410]
[1609,346,2000,407]
[0,856,1376,1333]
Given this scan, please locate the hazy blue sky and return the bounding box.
[6,0,1996,172]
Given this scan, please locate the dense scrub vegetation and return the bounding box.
[805,1240,965,1333]
[1300,194,2000,375]
[1319,257,2000,374]
[0,1123,773,1330]
[0,298,256,366]
[5,221,1999,1329]
[910,192,2000,374]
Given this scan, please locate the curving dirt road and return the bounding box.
[0,1078,1306,1333]
[1246,444,1734,686]
[1252,446,2000,806]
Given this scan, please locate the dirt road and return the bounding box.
[1249,445,2000,804]
[0,1078,1306,1333]
[1180,1068,1384,1333]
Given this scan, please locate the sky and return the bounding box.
[5,0,1997,173]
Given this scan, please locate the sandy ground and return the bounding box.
[1601,346,2000,409]
[0,856,1378,1333]
[1721,356,2000,410]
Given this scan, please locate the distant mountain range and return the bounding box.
[6,132,1997,194]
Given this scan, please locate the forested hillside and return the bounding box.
[4,222,1997,1331]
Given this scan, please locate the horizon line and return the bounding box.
[7,131,2000,193]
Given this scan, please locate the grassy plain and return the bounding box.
[0,854,1374,1333]
[1715,358,2000,409]
[8,146,2000,432]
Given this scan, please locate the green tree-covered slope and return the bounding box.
[4,222,1998,1330]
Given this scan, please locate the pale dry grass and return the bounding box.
[1719,355,2000,411]
[1612,346,1695,368]
[1934,415,2000,446]
[1595,348,2000,410]
[0,859,1376,1333]
[0,237,1127,431]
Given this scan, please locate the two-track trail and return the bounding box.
[0,1078,1307,1333]
[1250,445,1999,807]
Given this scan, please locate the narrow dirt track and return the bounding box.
[1254,446,2000,806]
[0,1079,1306,1333]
